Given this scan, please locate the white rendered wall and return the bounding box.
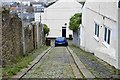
[81,0,119,69]
[40,0,82,38]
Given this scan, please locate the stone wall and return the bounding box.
[24,25,34,53]
[2,9,44,65]
[0,8,2,66]
[24,22,43,53]
[73,29,80,47]
[2,10,22,65]
[39,23,43,46]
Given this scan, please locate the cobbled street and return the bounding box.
[22,47,79,78]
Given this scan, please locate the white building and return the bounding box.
[80,0,120,69]
[40,0,82,38]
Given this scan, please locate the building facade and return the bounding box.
[80,0,120,69]
[41,0,82,38]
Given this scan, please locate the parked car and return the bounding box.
[55,37,68,47]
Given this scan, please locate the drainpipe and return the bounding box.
[118,1,120,69]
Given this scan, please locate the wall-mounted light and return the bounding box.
[103,16,105,20]
[65,23,67,26]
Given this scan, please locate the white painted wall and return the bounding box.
[39,0,82,38]
[73,29,80,47]
[81,0,119,69]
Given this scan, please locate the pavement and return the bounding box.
[69,41,120,79]
[67,47,95,78]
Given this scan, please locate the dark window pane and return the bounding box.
[95,24,97,35]
[97,25,99,37]
[119,1,120,8]
[104,27,107,41]
[108,29,111,44]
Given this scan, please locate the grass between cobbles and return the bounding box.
[69,44,119,78]
[2,46,49,78]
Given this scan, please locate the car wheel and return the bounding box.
[66,43,68,46]
[65,44,67,47]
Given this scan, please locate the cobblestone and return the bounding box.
[69,44,119,78]
[22,47,76,78]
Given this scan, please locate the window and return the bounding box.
[104,27,111,45]
[119,1,120,8]
[95,23,99,37]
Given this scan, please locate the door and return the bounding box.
[62,27,66,38]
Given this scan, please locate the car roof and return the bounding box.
[56,37,65,38]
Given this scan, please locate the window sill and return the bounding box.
[93,36,99,42]
[102,42,110,48]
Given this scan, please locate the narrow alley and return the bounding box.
[22,46,82,78]
[1,0,120,79]
[12,41,119,79]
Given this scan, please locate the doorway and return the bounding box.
[62,27,66,38]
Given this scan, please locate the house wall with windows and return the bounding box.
[80,0,119,69]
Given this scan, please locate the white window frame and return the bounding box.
[94,22,99,41]
[102,26,111,48]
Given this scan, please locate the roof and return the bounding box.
[76,0,86,7]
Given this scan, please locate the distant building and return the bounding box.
[41,0,82,38]
[80,0,120,69]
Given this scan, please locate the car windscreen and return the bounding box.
[56,37,65,41]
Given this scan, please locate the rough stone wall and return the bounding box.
[2,11,22,65]
[24,25,34,53]
[39,23,43,46]
[24,22,43,53]
[0,9,2,66]
[33,24,37,49]
[2,9,44,65]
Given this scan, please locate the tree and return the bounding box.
[69,13,82,31]
[43,24,50,35]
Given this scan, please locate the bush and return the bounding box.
[43,24,50,35]
[69,13,82,31]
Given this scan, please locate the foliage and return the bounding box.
[43,24,50,35]
[2,7,10,15]
[69,13,82,31]
[3,46,49,78]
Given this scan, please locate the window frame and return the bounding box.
[94,22,99,38]
[94,22,100,42]
[103,26,111,48]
